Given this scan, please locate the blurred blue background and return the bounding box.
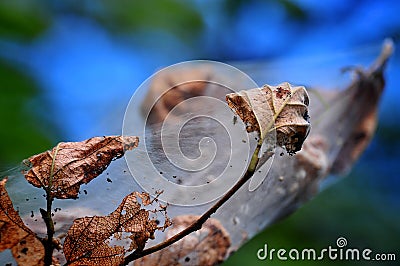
[0,1,399,265]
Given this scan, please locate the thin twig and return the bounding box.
[121,141,264,265]
[42,144,60,266]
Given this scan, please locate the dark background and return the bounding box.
[0,1,399,265]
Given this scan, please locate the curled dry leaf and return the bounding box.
[23,136,139,199]
[226,82,310,154]
[141,65,212,124]
[0,178,47,265]
[134,215,231,266]
[63,191,170,265]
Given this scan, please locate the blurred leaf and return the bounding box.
[0,1,51,41]
[223,0,307,21]
[92,0,204,41]
[135,215,230,265]
[223,0,248,17]
[278,0,307,20]
[0,59,54,167]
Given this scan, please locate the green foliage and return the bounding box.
[0,1,50,41]
[0,1,55,168]
[223,0,307,20]
[0,60,54,167]
[279,0,307,20]
[87,0,204,42]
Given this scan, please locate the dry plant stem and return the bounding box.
[42,144,60,266]
[121,141,263,265]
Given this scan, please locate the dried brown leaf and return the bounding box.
[141,65,212,124]
[226,82,310,154]
[63,192,169,265]
[0,178,46,265]
[134,215,231,266]
[23,136,139,199]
